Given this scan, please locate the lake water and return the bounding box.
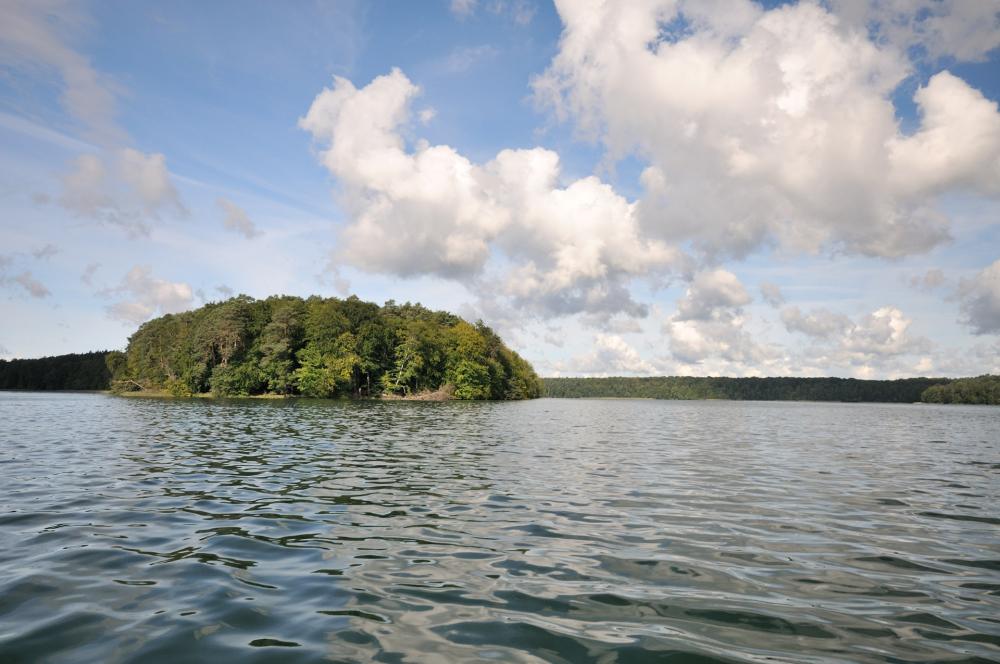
[1,392,998,663]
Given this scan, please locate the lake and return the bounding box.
[1,392,998,663]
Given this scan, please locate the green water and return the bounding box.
[1,392,998,663]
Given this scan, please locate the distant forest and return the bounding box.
[3,324,999,405]
[541,375,998,404]
[0,351,112,391]
[0,295,542,400]
[920,375,1000,405]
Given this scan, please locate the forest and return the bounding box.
[113,295,542,399]
[4,309,998,404]
[0,295,542,400]
[920,375,1000,405]
[0,351,113,391]
[541,376,960,403]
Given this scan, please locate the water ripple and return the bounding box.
[1,393,998,663]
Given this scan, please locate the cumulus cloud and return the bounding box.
[301,68,683,318]
[105,265,194,324]
[842,307,929,357]
[558,333,657,376]
[958,259,1000,334]
[535,0,1000,259]
[675,269,751,321]
[781,305,852,339]
[782,304,931,376]
[579,313,643,334]
[663,269,781,371]
[832,0,1000,63]
[217,197,260,238]
[759,282,785,307]
[888,72,1000,198]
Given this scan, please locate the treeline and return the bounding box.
[541,376,957,403]
[921,375,1000,405]
[109,294,541,400]
[0,352,113,391]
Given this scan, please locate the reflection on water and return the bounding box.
[0,392,998,663]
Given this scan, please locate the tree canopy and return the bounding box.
[542,376,955,403]
[0,352,112,391]
[920,375,1000,405]
[109,294,541,400]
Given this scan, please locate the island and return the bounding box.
[0,295,542,400]
[2,296,998,405]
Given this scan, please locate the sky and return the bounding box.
[1,0,999,379]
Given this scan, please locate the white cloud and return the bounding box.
[300,68,683,319]
[58,149,187,235]
[418,108,436,125]
[579,313,643,334]
[1,3,186,234]
[443,45,499,74]
[832,0,1000,63]
[217,197,260,239]
[558,333,657,376]
[450,0,477,18]
[663,269,781,372]
[675,269,751,321]
[0,0,123,144]
[958,259,1000,334]
[781,305,852,339]
[59,154,114,218]
[119,148,186,218]
[535,0,1000,259]
[889,72,1000,198]
[105,265,194,324]
[450,0,535,25]
[759,281,785,307]
[664,315,779,372]
[910,268,946,292]
[782,304,931,376]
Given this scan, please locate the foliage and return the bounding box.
[920,375,1000,405]
[542,376,955,403]
[107,294,542,400]
[0,352,113,390]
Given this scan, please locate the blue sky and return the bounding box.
[1,0,999,378]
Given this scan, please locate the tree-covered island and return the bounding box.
[2,297,998,405]
[17,295,541,400]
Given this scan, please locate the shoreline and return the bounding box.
[108,386,456,402]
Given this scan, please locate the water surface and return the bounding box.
[1,393,998,663]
